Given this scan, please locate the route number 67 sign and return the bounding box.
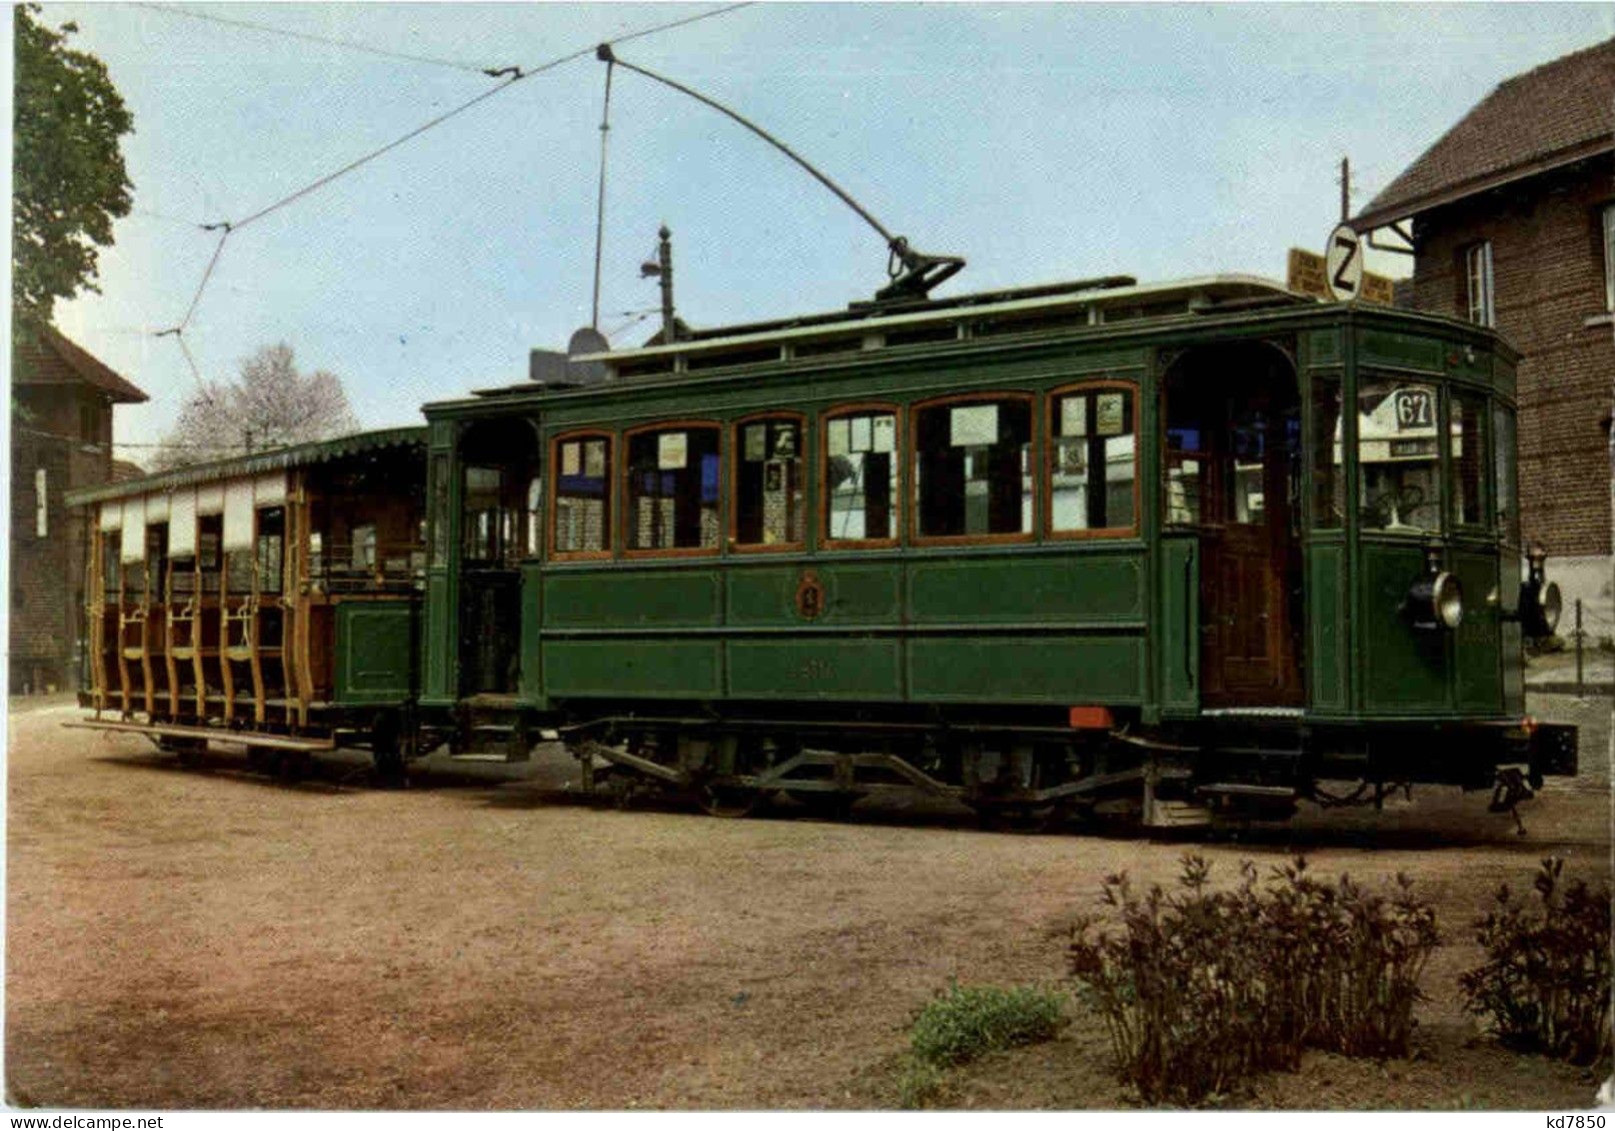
[1325,222,1364,301]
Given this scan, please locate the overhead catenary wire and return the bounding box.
[150,2,752,362]
[131,2,503,76]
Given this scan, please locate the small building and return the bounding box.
[1350,36,1615,627]
[10,325,148,693]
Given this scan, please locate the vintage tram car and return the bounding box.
[71,273,1576,826]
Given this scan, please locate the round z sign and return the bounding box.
[1325,222,1364,301]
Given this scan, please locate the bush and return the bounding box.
[1066,856,1439,1105]
[908,981,1067,1069]
[1459,857,1612,1066]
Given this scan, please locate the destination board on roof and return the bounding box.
[1287,246,1397,305]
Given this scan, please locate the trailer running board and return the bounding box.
[64,718,335,752]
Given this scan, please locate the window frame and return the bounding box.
[909,390,1038,547]
[1602,201,1615,313]
[1044,380,1140,541]
[548,429,616,562]
[1465,240,1495,327]
[729,411,807,555]
[621,419,724,561]
[819,401,903,551]
[1447,387,1492,533]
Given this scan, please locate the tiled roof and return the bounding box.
[11,324,148,403]
[1353,37,1615,230]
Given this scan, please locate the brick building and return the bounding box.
[11,324,147,693]
[1351,37,1614,625]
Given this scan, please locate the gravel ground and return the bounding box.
[5,694,1610,1110]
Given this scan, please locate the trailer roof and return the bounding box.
[64,426,427,507]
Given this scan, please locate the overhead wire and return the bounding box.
[151,1,753,370]
[130,2,501,76]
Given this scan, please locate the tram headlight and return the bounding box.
[1538,580,1562,634]
[1406,570,1463,631]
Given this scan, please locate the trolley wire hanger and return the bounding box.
[596,43,965,304]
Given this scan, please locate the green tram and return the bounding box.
[417,273,1574,827]
[71,273,1576,828]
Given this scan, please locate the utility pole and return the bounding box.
[641,224,678,344]
[1340,156,1350,222]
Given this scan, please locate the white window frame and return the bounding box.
[34,468,47,537]
[1465,240,1494,327]
[1602,202,1614,313]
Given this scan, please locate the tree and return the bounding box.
[13,4,134,328]
[156,344,363,469]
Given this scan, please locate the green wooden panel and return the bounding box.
[335,600,416,705]
[1306,328,1341,367]
[1306,542,1348,712]
[1493,358,1517,399]
[908,635,1143,704]
[1501,622,1524,714]
[1358,542,1448,713]
[908,553,1143,624]
[726,638,902,700]
[1159,538,1197,712]
[543,639,720,698]
[1358,329,1443,373]
[725,562,902,626]
[1451,551,1501,713]
[519,561,544,703]
[421,572,453,703]
[543,569,723,628]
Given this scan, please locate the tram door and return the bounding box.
[1164,346,1304,708]
[457,420,539,698]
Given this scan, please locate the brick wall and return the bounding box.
[9,381,116,693]
[1409,156,1614,558]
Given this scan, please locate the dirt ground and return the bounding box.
[6,693,1610,1110]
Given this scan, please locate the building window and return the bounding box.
[1465,241,1494,327]
[34,468,47,537]
[913,395,1033,541]
[1603,203,1614,312]
[80,401,101,444]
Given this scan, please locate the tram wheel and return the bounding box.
[698,780,758,819]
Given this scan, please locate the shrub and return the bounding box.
[1459,857,1612,1066]
[908,981,1067,1069]
[1066,856,1440,1105]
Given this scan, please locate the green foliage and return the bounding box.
[895,1056,946,1109]
[908,981,1067,1069]
[1459,857,1611,1066]
[13,3,134,326]
[1066,856,1440,1105]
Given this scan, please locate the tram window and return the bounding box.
[429,455,450,567]
[553,435,613,557]
[1449,392,1489,528]
[1050,387,1136,534]
[1165,427,1205,525]
[1310,376,1345,529]
[626,425,721,553]
[101,532,121,597]
[734,417,804,548]
[824,409,897,544]
[1357,378,1441,532]
[525,476,542,558]
[463,466,505,563]
[914,397,1033,539]
[352,524,378,572]
[198,516,223,594]
[145,524,168,602]
[256,508,285,594]
[1492,403,1519,544]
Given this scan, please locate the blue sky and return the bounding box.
[39,2,1615,458]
